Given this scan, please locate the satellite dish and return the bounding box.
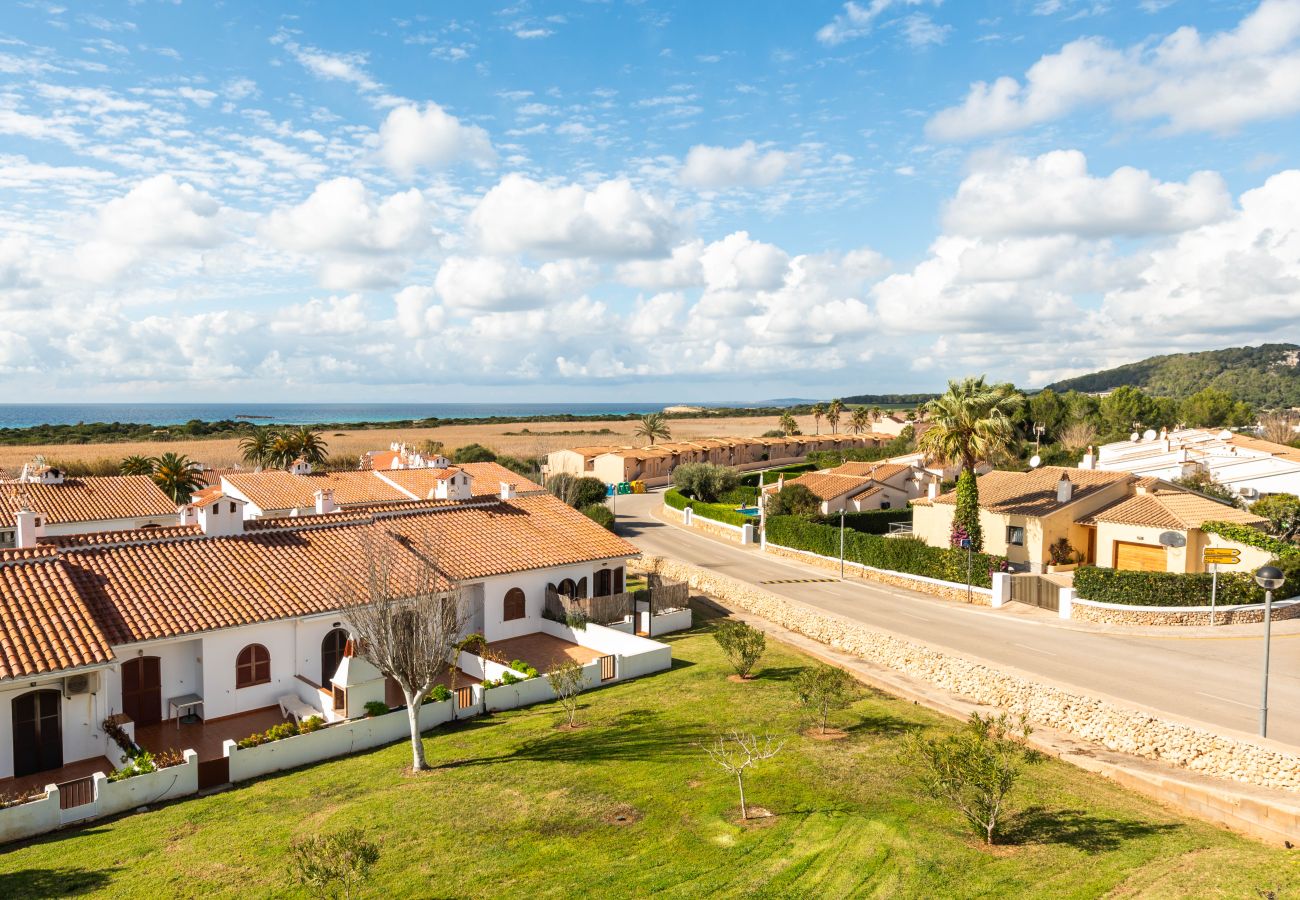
[1159,531,1186,548]
[1218,429,1233,440]
[1143,429,1157,441]
[1130,432,1140,442]
[1028,455,1041,468]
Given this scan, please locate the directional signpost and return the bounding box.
[1203,547,1241,625]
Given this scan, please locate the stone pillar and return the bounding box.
[1058,587,1075,620]
[990,572,1010,609]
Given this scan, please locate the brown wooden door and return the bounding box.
[121,656,162,726]
[1114,541,1168,572]
[13,690,62,778]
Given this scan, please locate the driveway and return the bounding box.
[611,489,1300,748]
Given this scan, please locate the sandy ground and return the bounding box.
[0,413,835,472]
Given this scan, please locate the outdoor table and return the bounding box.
[168,693,204,729]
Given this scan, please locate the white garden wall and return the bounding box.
[0,788,60,844]
[90,750,199,821]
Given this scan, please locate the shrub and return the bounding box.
[766,515,1004,588]
[452,443,497,463]
[298,716,325,733]
[582,502,615,530]
[549,473,609,508]
[720,485,760,505]
[793,665,858,735]
[738,463,816,487]
[764,483,821,518]
[672,462,739,503]
[816,508,912,535]
[288,828,380,899]
[1201,520,1300,558]
[906,712,1038,845]
[664,488,758,527]
[952,470,983,551]
[108,751,159,782]
[237,717,328,749]
[713,620,766,678]
[500,671,522,685]
[364,701,389,718]
[426,684,452,703]
[1073,565,1273,606]
[511,659,540,678]
[547,659,586,727]
[0,788,42,809]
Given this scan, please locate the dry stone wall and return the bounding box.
[1071,599,1300,627]
[660,502,746,544]
[636,555,1300,793]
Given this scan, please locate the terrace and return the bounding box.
[485,633,602,673]
[0,756,114,802]
[135,707,290,762]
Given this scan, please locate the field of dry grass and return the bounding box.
[0,413,827,472]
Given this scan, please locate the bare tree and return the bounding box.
[547,658,586,727]
[1260,413,1298,446]
[344,535,466,771]
[1058,421,1098,453]
[703,731,785,820]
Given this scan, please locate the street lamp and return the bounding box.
[1253,565,1285,738]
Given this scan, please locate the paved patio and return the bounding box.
[135,706,291,762]
[0,755,115,799]
[485,633,602,673]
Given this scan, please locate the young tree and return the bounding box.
[1173,468,1239,505]
[1252,493,1300,540]
[793,664,858,735]
[779,411,799,436]
[713,620,766,678]
[119,454,154,476]
[1057,421,1097,453]
[764,482,821,518]
[547,658,586,727]
[1260,414,1299,447]
[703,731,785,820]
[548,473,609,508]
[906,712,1038,845]
[287,828,379,900]
[827,399,844,434]
[150,452,204,504]
[811,403,825,435]
[671,462,739,503]
[237,429,276,469]
[848,408,872,435]
[344,539,466,771]
[951,470,983,551]
[635,412,671,446]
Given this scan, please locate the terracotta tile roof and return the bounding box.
[0,559,114,679]
[42,525,202,547]
[783,473,874,501]
[1084,486,1268,530]
[921,467,1132,516]
[0,476,177,528]
[222,469,410,512]
[196,467,244,488]
[0,493,637,680]
[378,462,543,499]
[851,485,882,501]
[829,462,911,481]
[1227,433,1300,464]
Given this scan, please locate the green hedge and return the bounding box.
[766,515,1003,588]
[1073,565,1270,607]
[816,508,912,535]
[1201,521,1300,558]
[664,488,758,528]
[720,485,760,505]
[738,463,817,487]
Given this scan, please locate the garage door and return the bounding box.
[1114,541,1168,572]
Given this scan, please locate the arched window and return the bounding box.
[236,644,271,689]
[576,577,588,598]
[321,628,348,686]
[503,587,526,621]
[557,578,576,598]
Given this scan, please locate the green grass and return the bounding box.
[2,612,1297,898]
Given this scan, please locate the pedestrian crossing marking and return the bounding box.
[759,577,838,585]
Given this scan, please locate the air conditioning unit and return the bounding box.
[1238,486,1259,499]
[63,672,98,697]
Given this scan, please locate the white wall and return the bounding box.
[200,622,297,719]
[0,671,114,781]
[90,750,199,821]
[294,614,352,688]
[479,562,623,642]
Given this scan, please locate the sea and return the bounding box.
[0,403,739,430]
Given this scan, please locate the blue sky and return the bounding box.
[2,1,1299,402]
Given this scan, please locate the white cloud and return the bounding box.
[262,177,432,254]
[928,0,1300,139]
[277,35,381,93]
[943,150,1232,238]
[377,102,495,175]
[433,256,594,311]
[97,174,227,247]
[271,294,370,336]
[816,0,935,46]
[679,141,796,189]
[470,174,679,259]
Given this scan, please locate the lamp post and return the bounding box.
[1253,565,1285,738]
[839,507,846,580]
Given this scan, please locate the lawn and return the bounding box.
[1,610,1297,898]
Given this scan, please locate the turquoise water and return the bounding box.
[736,507,761,517]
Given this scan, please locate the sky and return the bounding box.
[1,0,1299,403]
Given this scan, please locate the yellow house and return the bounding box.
[912,466,1272,574]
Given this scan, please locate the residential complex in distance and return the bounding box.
[1083,427,1300,500]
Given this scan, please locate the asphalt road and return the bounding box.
[613,490,1300,748]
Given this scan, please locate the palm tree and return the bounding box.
[238,428,276,469]
[848,408,872,435]
[269,434,299,469]
[635,413,671,446]
[288,425,329,466]
[916,376,1023,474]
[870,406,883,423]
[811,403,825,435]
[151,452,204,504]
[119,455,154,476]
[779,411,798,436]
[827,399,843,435]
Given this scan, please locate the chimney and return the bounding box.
[196,495,246,537]
[927,480,938,501]
[178,504,197,527]
[1079,446,1095,470]
[288,457,312,476]
[500,481,517,501]
[1056,474,1073,504]
[14,508,44,548]
[314,488,337,515]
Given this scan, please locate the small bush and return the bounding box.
[452,443,497,463]
[510,659,540,678]
[713,620,766,678]
[364,701,389,718]
[765,483,822,518]
[108,751,159,782]
[237,716,328,749]
[582,502,615,530]
[793,665,859,734]
[549,473,609,508]
[288,828,379,899]
[500,671,522,685]
[427,684,452,703]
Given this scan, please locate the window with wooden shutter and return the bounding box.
[503,588,526,621]
[235,644,271,689]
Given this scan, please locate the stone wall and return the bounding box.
[1070,598,1300,627]
[764,542,992,606]
[635,555,1300,793]
[660,502,746,544]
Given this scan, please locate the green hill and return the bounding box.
[1046,343,1300,408]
